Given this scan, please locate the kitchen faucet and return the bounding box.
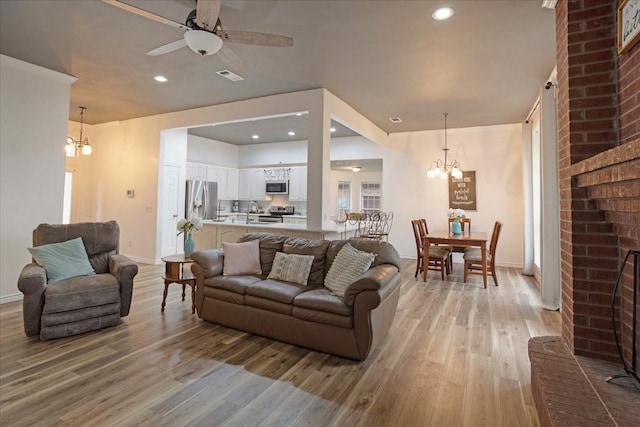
[247,201,258,223]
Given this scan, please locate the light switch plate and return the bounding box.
[127,189,135,198]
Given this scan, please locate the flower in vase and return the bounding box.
[176,218,203,236]
[447,208,466,221]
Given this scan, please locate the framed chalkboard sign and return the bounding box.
[449,171,477,211]
[618,0,640,54]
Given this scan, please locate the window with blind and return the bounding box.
[361,182,381,214]
[337,181,351,219]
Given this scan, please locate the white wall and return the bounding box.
[331,136,382,160]
[187,134,238,167]
[385,123,524,267]
[0,55,76,301]
[238,140,308,167]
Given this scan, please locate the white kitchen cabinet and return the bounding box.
[251,169,267,201]
[187,162,207,180]
[288,166,307,201]
[217,167,228,199]
[227,168,238,200]
[283,217,307,225]
[238,169,252,200]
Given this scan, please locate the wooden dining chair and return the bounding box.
[420,219,453,272]
[411,219,450,279]
[463,221,503,287]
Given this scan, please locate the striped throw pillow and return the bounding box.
[324,243,376,297]
[267,252,315,285]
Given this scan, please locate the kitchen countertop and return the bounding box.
[201,219,358,234]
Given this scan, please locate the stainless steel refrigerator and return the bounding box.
[185,180,218,221]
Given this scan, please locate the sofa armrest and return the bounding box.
[190,249,224,279]
[110,254,138,317]
[17,263,47,337]
[343,264,400,307]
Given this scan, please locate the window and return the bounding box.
[361,182,381,214]
[337,181,351,219]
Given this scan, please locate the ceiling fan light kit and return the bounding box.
[103,0,293,61]
[184,30,223,55]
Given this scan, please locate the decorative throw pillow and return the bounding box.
[267,252,315,286]
[222,239,262,276]
[324,243,376,297]
[28,237,96,283]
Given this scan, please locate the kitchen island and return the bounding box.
[193,220,360,250]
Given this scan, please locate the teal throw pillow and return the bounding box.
[28,237,96,283]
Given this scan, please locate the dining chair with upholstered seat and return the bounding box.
[463,221,502,287]
[411,219,451,279]
[421,218,453,272]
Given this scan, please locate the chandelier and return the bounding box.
[65,107,92,156]
[264,164,291,181]
[427,113,462,179]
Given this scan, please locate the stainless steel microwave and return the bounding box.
[265,181,289,194]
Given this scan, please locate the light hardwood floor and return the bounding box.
[0,259,561,426]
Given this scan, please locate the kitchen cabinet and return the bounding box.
[238,168,267,201]
[288,166,307,201]
[205,165,219,183]
[283,217,306,225]
[238,169,252,200]
[186,162,207,180]
[227,168,238,200]
[193,226,217,251]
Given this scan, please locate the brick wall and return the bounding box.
[557,0,640,364]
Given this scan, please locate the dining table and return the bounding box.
[422,230,489,287]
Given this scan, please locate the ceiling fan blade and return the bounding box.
[216,45,246,71]
[102,0,189,30]
[196,0,221,32]
[217,30,293,47]
[147,39,188,56]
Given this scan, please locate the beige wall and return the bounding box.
[0,55,76,301]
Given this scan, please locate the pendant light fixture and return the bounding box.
[427,113,462,179]
[66,106,92,156]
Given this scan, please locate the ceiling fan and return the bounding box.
[102,0,293,59]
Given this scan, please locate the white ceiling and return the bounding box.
[0,0,556,134]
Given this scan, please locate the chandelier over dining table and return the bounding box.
[427,113,463,179]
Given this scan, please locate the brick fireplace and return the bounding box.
[530,1,639,424]
[557,0,639,365]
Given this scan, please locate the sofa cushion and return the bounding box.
[293,288,353,316]
[324,243,375,297]
[326,240,402,275]
[205,275,261,295]
[246,279,310,304]
[283,237,331,287]
[42,273,120,314]
[292,307,353,329]
[238,233,288,278]
[267,252,314,286]
[28,237,96,283]
[223,240,262,276]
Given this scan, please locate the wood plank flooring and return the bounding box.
[0,259,561,426]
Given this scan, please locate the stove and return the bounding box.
[258,206,295,223]
[268,205,295,216]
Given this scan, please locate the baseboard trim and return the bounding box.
[1,293,22,304]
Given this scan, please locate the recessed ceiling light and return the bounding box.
[330,127,336,133]
[252,134,259,139]
[351,166,362,172]
[296,113,303,116]
[432,6,454,21]
[153,75,168,82]
[288,131,296,136]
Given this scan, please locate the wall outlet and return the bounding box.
[126,189,135,198]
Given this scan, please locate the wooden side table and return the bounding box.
[161,254,196,314]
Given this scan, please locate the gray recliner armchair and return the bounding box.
[18,221,138,340]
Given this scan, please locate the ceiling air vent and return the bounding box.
[216,70,244,82]
[389,117,403,123]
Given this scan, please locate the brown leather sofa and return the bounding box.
[190,232,402,361]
